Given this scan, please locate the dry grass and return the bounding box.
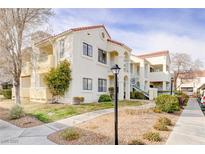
[48,108,181,145]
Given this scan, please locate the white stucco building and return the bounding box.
[19,25,131,103]
[130,51,172,92]
[176,70,205,96]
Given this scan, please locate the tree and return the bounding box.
[44,60,72,103]
[171,52,204,89]
[0,9,53,104]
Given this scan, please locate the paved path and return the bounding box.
[0,102,154,145]
[166,98,205,145]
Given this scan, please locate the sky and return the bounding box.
[48,8,205,62]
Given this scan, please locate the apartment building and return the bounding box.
[130,51,171,92]
[176,70,205,96]
[19,25,131,103]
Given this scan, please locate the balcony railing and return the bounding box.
[36,55,54,73]
[21,62,31,76]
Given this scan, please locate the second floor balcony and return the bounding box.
[36,54,54,73]
[21,62,32,77]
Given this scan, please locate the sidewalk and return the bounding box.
[0,101,154,145]
[166,98,205,145]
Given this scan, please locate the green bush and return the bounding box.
[155,94,180,113]
[34,112,50,123]
[98,94,112,102]
[44,60,72,103]
[9,105,25,119]
[143,131,161,142]
[130,91,146,99]
[2,89,12,99]
[153,122,169,131]
[128,139,145,145]
[108,87,114,99]
[60,128,80,141]
[158,117,172,126]
[0,89,2,95]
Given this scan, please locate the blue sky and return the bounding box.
[48,9,205,61]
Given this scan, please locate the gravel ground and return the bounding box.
[48,108,181,145]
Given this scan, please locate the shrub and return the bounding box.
[98,94,112,102]
[108,87,114,100]
[2,89,12,99]
[73,97,84,105]
[175,92,189,107]
[155,94,180,113]
[34,112,50,123]
[153,108,162,113]
[143,132,161,142]
[153,122,169,131]
[60,128,80,141]
[128,139,145,145]
[44,60,72,103]
[9,105,25,119]
[158,117,172,126]
[130,91,146,99]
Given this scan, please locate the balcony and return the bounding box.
[21,62,31,77]
[36,55,54,73]
[30,87,52,103]
[149,71,171,82]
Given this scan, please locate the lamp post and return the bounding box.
[170,77,174,95]
[111,64,121,145]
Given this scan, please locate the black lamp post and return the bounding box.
[170,77,174,95]
[111,64,121,145]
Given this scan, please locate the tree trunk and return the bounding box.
[14,80,21,104]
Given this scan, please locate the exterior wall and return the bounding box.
[19,27,131,103]
[177,76,205,95]
[130,54,171,92]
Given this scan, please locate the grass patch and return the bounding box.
[26,100,143,123]
[128,139,145,145]
[158,117,172,126]
[60,128,80,141]
[143,132,161,142]
[153,122,169,131]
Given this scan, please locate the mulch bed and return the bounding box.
[48,108,182,145]
[0,106,43,128]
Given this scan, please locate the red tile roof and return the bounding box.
[137,50,169,58]
[179,70,205,78]
[35,25,111,45]
[107,39,131,50]
[70,25,111,38]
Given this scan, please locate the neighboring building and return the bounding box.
[130,51,171,92]
[18,25,131,103]
[176,70,205,95]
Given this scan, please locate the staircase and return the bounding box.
[131,84,149,99]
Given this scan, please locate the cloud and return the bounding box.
[49,8,205,65]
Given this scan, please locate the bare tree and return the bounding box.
[171,52,204,89]
[0,9,53,104]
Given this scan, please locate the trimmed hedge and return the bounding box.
[2,89,12,99]
[155,94,180,113]
[98,94,112,102]
[130,91,147,99]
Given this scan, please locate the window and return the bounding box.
[59,39,65,58]
[98,49,107,64]
[83,78,92,90]
[83,42,93,57]
[98,79,107,92]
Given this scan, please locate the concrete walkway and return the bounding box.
[166,98,205,145]
[0,102,154,145]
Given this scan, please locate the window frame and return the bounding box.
[83,42,93,57]
[98,49,107,64]
[83,78,92,90]
[98,78,107,92]
[59,39,65,58]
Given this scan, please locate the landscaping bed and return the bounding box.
[48,108,181,145]
[0,99,144,127]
